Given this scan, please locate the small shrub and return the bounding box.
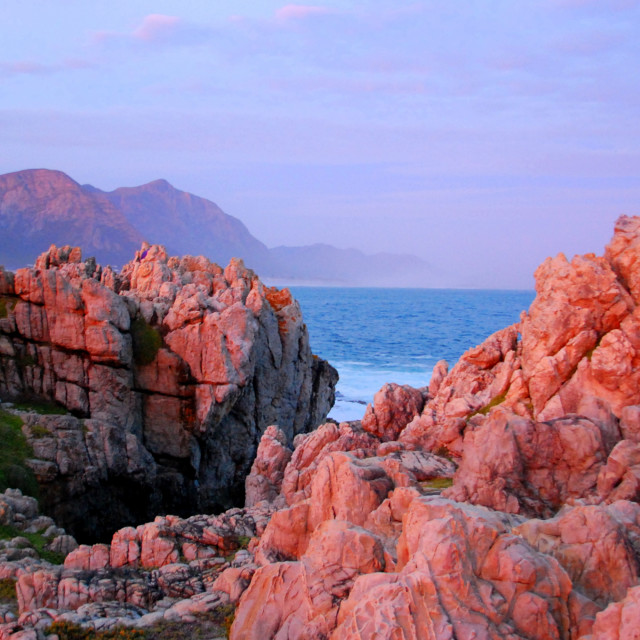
[468,391,508,418]
[14,399,68,415]
[0,296,17,319]
[0,409,39,498]
[0,524,65,565]
[236,535,251,549]
[0,578,16,601]
[131,317,162,365]
[421,477,454,491]
[29,424,52,438]
[433,445,453,461]
[45,620,146,640]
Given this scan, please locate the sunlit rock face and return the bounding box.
[0,244,337,541]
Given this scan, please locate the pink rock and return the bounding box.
[110,527,140,568]
[139,522,180,569]
[588,584,640,640]
[231,520,385,640]
[361,383,425,441]
[605,214,640,303]
[597,440,640,503]
[333,497,586,640]
[443,408,607,516]
[282,423,379,506]
[245,426,292,507]
[63,544,109,571]
[399,325,520,456]
[515,501,640,607]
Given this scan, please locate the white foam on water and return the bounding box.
[327,362,433,422]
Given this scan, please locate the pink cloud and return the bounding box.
[275,5,332,21]
[132,14,182,42]
[3,61,52,75]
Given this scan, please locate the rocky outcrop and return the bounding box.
[7,216,640,639]
[0,244,337,540]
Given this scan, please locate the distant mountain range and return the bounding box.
[0,169,434,286]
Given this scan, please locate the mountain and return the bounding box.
[0,169,143,268]
[269,243,435,287]
[100,178,273,272]
[0,168,434,285]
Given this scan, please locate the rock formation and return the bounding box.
[0,244,337,540]
[5,215,640,639]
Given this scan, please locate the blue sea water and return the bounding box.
[291,287,536,422]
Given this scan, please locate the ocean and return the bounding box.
[291,287,536,422]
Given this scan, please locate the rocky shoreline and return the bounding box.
[2,216,640,638]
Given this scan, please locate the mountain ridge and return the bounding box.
[0,168,435,286]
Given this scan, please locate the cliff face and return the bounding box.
[0,244,337,541]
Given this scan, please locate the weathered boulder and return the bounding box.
[0,245,337,540]
[515,501,640,607]
[443,408,609,516]
[361,383,426,441]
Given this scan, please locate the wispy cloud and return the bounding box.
[92,14,184,46]
[0,58,96,77]
[274,5,333,22]
[132,14,182,42]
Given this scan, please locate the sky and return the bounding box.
[1,0,639,289]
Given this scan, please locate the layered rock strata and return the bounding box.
[0,245,337,540]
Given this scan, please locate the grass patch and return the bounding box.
[468,391,508,418]
[0,524,65,565]
[131,317,162,366]
[0,578,16,602]
[0,409,39,498]
[13,399,67,415]
[45,621,145,640]
[237,535,251,550]
[146,606,236,640]
[0,296,17,320]
[421,477,454,491]
[29,424,52,438]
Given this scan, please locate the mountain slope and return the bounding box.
[0,169,143,268]
[102,179,273,271]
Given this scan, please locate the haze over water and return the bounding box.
[292,287,536,422]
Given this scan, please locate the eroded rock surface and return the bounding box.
[0,245,337,540]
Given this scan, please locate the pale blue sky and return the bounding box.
[2,1,639,287]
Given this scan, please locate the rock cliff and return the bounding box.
[5,216,640,640]
[0,244,337,541]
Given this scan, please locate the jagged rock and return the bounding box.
[231,520,386,640]
[586,584,640,640]
[442,408,609,516]
[0,244,337,540]
[244,426,292,508]
[515,501,640,607]
[361,383,426,441]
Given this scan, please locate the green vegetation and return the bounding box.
[45,621,146,640]
[0,578,16,602]
[0,524,65,564]
[13,399,67,415]
[0,295,17,319]
[434,445,454,461]
[29,424,52,438]
[421,477,454,491]
[0,409,39,498]
[236,535,251,549]
[45,606,237,640]
[468,391,508,418]
[131,317,162,365]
